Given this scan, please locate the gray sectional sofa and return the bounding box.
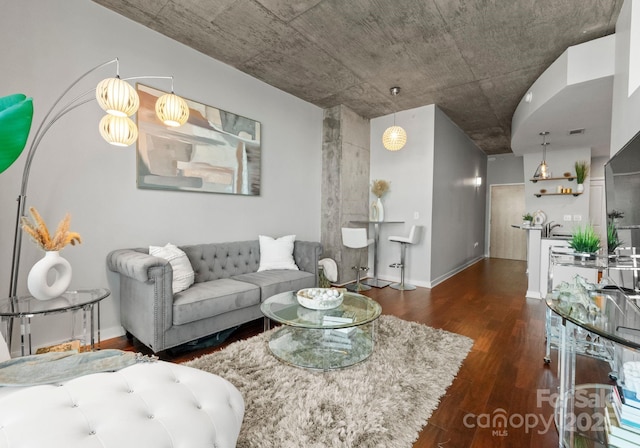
[107,240,322,353]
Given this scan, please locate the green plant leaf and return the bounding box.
[569,224,601,253]
[0,93,34,174]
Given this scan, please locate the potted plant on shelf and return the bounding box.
[522,212,533,226]
[607,221,622,255]
[569,224,600,259]
[574,160,590,193]
[608,209,624,223]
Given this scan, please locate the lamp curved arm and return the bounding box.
[20,59,119,197]
[123,75,175,92]
[9,59,121,310]
[9,59,182,314]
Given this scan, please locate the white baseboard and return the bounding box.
[429,256,485,288]
[526,290,542,300]
[9,325,126,358]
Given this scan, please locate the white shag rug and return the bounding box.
[186,314,474,448]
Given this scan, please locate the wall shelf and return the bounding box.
[530,175,576,183]
[534,192,582,198]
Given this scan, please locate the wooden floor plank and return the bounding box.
[100,258,614,446]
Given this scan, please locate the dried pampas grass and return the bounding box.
[21,207,82,251]
[371,179,390,198]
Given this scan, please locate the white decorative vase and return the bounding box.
[27,251,72,301]
[370,197,384,222]
[576,183,584,193]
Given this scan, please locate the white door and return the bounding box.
[489,184,526,260]
[590,178,607,246]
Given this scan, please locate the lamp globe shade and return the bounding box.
[156,93,189,127]
[95,77,140,117]
[382,125,407,151]
[99,114,138,147]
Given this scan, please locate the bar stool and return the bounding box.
[388,225,423,291]
[341,228,374,292]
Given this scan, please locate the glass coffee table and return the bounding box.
[260,290,382,370]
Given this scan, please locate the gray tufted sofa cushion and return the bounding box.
[182,241,261,282]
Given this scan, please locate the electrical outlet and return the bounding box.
[474,242,479,248]
[563,215,572,222]
[573,215,582,222]
[414,212,419,220]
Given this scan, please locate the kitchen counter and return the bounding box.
[538,238,597,297]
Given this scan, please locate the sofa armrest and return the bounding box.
[293,241,323,282]
[106,249,172,283]
[107,248,174,352]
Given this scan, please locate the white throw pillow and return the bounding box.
[258,235,299,272]
[149,243,195,294]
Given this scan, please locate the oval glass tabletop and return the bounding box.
[261,290,381,329]
[546,287,640,351]
[0,288,111,317]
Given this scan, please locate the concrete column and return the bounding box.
[321,105,370,284]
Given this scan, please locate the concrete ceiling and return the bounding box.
[92,0,622,155]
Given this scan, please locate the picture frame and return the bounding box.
[136,84,261,195]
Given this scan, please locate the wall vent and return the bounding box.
[568,128,585,135]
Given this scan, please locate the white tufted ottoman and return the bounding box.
[0,361,244,448]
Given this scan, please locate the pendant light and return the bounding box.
[382,87,407,151]
[533,131,551,179]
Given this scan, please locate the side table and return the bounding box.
[0,288,110,356]
[546,286,640,447]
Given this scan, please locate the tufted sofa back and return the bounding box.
[181,241,261,283]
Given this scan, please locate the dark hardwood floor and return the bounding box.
[101,257,612,447]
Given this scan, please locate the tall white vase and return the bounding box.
[370,197,384,222]
[27,251,72,300]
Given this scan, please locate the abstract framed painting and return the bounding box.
[136,84,261,195]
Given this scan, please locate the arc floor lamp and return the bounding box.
[5,58,189,350]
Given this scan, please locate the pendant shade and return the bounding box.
[95,77,140,117]
[534,161,549,179]
[382,125,407,151]
[383,87,407,151]
[156,93,189,127]
[99,114,138,147]
[533,131,551,179]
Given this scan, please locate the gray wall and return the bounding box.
[369,105,486,287]
[0,0,323,350]
[369,105,435,288]
[487,155,525,185]
[431,107,487,285]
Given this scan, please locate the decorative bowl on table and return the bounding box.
[296,288,344,310]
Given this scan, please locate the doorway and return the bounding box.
[489,184,526,260]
